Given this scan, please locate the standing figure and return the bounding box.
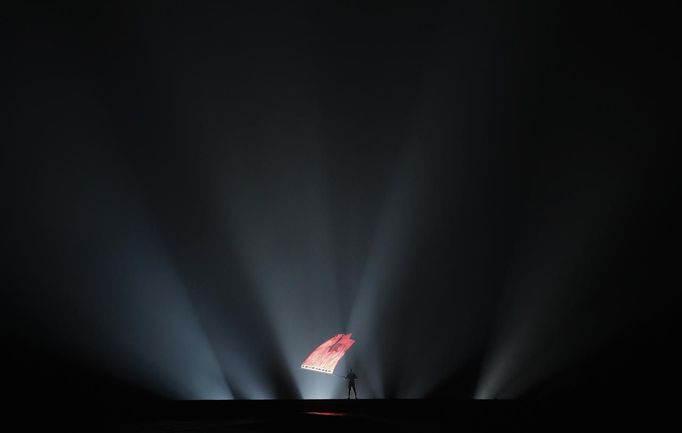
[345,368,358,399]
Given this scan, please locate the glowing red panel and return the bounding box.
[301,333,355,374]
[305,412,348,417]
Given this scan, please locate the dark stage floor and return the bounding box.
[13,398,665,433]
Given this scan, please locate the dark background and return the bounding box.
[1,0,678,416]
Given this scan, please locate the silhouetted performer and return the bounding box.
[345,368,358,399]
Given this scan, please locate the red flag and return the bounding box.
[301,333,355,374]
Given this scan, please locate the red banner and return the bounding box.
[301,333,355,374]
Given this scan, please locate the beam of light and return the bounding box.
[168,27,476,398]
[60,208,234,400]
[7,104,234,399]
[112,232,235,399]
[214,126,345,398]
[343,140,429,399]
[476,154,640,399]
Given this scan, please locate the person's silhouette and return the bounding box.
[345,368,358,399]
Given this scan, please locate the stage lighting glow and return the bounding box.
[301,333,355,374]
